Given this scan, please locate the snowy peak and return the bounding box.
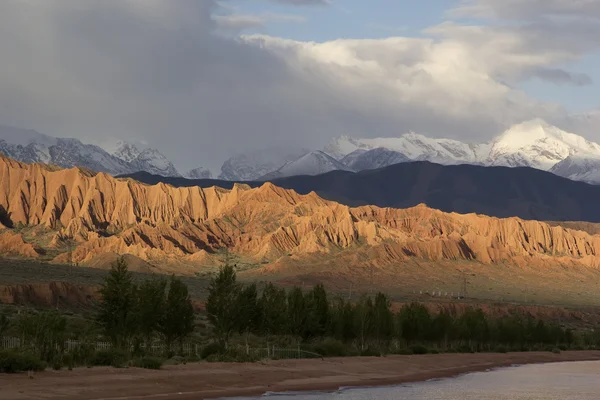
[325,120,600,177]
[260,151,352,180]
[218,147,310,181]
[487,119,600,170]
[110,141,180,177]
[342,147,410,171]
[112,140,142,164]
[185,167,213,179]
[550,155,600,184]
[326,132,482,165]
[0,124,188,177]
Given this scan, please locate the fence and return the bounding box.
[244,345,323,360]
[1,337,199,356]
[1,337,322,361]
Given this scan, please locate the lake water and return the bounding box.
[228,361,600,400]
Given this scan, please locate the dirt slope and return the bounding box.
[2,155,600,276]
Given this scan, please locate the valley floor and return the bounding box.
[2,351,600,400]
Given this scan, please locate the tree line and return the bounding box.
[206,265,584,354]
[2,259,599,371]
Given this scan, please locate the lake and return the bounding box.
[226,360,600,399]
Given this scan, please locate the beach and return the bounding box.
[1,351,600,400]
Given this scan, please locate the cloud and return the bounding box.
[0,0,597,172]
[215,12,306,32]
[533,68,593,86]
[267,0,331,6]
[451,0,600,20]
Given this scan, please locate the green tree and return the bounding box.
[372,292,394,344]
[159,275,195,353]
[354,295,374,351]
[259,283,288,338]
[304,284,330,339]
[329,297,355,342]
[15,311,66,362]
[0,311,9,337]
[205,264,241,348]
[97,257,138,349]
[137,275,167,348]
[431,309,455,348]
[235,283,260,347]
[398,302,431,344]
[287,287,306,339]
[456,308,489,350]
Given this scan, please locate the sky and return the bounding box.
[0,0,599,172]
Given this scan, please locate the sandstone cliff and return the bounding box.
[1,155,600,274]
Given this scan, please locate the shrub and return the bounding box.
[62,354,74,371]
[312,339,347,357]
[0,350,46,373]
[359,348,380,357]
[184,354,201,363]
[552,347,561,354]
[201,343,224,360]
[429,348,440,354]
[395,348,413,355]
[572,345,585,351]
[132,357,163,370]
[409,345,428,355]
[206,348,258,363]
[91,349,129,368]
[71,343,96,366]
[456,345,475,354]
[494,346,508,354]
[558,345,568,351]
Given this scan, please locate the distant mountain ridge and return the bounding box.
[218,119,600,183]
[325,119,600,176]
[4,119,600,184]
[0,125,184,177]
[121,160,600,223]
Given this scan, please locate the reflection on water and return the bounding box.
[230,361,600,400]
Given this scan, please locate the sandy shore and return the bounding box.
[1,351,600,400]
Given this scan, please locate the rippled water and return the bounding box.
[230,361,600,400]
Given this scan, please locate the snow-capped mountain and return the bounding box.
[111,141,180,177]
[550,155,600,184]
[185,167,213,179]
[484,119,600,170]
[325,132,483,165]
[341,148,411,171]
[259,151,352,180]
[325,119,600,177]
[219,147,309,181]
[0,126,133,174]
[0,125,188,177]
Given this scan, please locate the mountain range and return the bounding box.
[2,155,600,303]
[123,160,600,223]
[0,125,202,179]
[3,119,600,184]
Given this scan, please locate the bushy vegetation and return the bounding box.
[1,259,599,374]
[0,350,46,373]
[91,349,129,368]
[97,257,195,353]
[205,265,595,356]
[0,257,196,372]
[132,356,164,370]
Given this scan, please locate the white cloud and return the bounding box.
[0,0,597,171]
